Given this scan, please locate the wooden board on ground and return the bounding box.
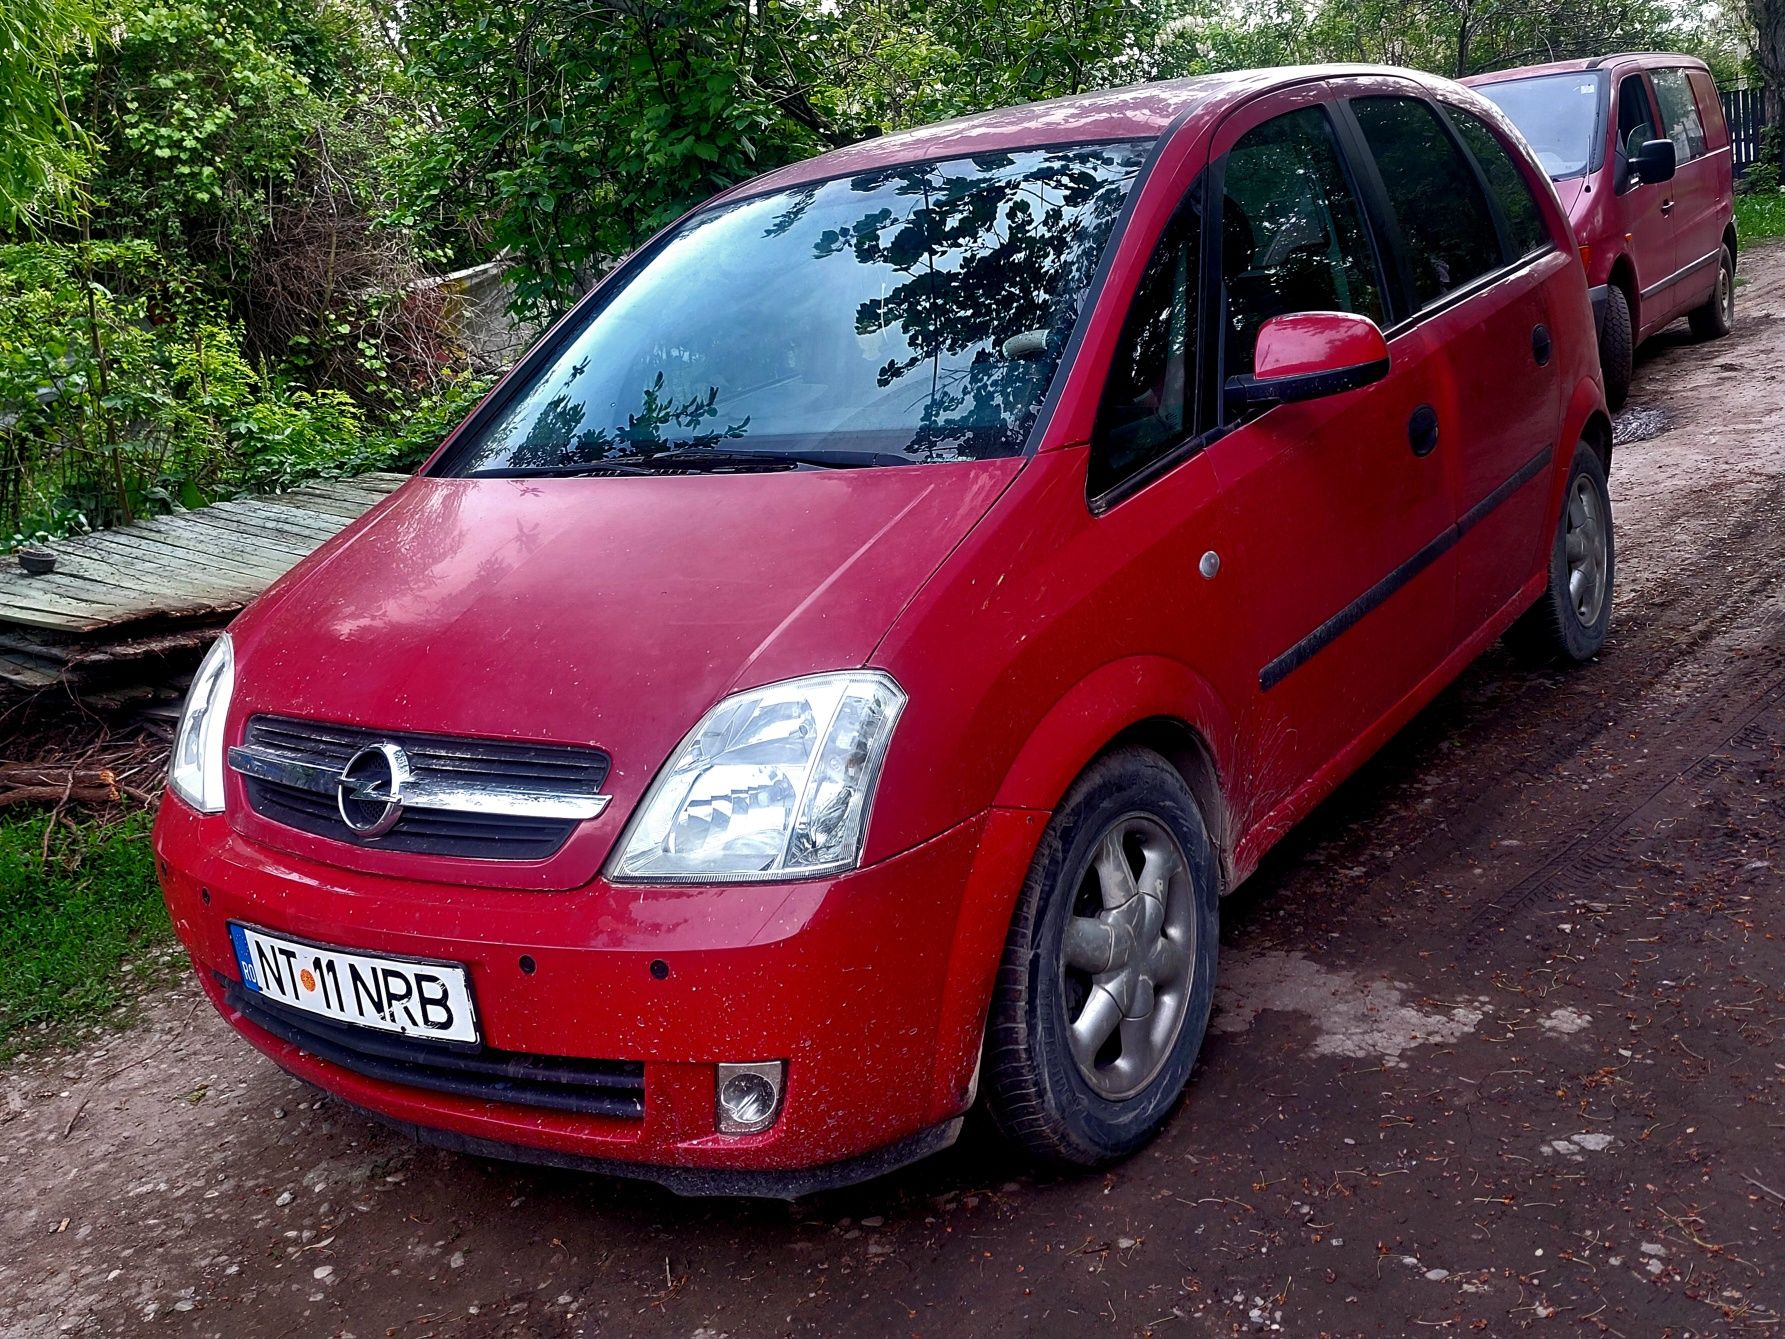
[0,472,407,693]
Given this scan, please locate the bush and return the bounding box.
[0,239,491,538]
[1740,126,1782,196]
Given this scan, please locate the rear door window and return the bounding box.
[1449,109,1550,258]
[1351,95,1505,308]
[1651,68,1708,162]
[1219,107,1385,379]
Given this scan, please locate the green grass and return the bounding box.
[0,807,172,1059]
[1736,192,1785,243]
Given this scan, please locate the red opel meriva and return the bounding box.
[156,65,1614,1196]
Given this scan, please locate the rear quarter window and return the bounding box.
[1686,69,1729,148]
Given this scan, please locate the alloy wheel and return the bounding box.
[1565,474,1608,626]
[1058,813,1198,1100]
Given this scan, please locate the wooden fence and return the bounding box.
[1723,86,1767,176]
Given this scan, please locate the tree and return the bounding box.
[401,0,835,318]
[0,0,95,230]
[1750,0,1785,146]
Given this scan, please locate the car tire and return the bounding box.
[1599,284,1633,410]
[981,746,1219,1168]
[1505,440,1615,665]
[1688,245,1735,341]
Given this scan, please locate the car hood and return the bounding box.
[225,463,1019,876]
[1554,176,1586,217]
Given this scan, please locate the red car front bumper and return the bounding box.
[154,797,1042,1196]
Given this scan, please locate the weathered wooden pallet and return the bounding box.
[0,473,407,694]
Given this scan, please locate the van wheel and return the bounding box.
[1505,440,1614,665]
[1599,285,1633,410]
[1688,246,1735,340]
[982,747,1218,1167]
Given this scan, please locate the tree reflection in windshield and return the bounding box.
[449,142,1146,475]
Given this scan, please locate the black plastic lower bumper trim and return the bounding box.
[345,1102,966,1200]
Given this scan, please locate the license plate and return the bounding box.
[230,924,479,1045]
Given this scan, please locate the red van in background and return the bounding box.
[1468,55,1736,407]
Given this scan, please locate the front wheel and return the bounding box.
[1599,284,1633,410]
[982,747,1219,1167]
[1505,440,1615,665]
[1688,245,1735,340]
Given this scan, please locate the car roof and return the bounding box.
[1464,52,1712,86]
[717,64,1455,203]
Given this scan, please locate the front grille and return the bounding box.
[225,977,645,1118]
[239,715,608,861]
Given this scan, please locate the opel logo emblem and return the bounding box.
[337,742,411,838]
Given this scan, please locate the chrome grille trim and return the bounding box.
[232,715,611,860]
[228,745,610,820]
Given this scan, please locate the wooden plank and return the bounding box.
[0,650,63,690]
[154,512,331,564]
[75,527,287,589]
[270,493,381,521]
[204,493,357,531]
[0,470,397,639]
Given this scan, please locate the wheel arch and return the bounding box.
[991,655,1239,894]
[1607,252,1640,332]
[1581,405,1614,477]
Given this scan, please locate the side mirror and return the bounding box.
[1633,137,1676,185]
[1224,311,1391,417]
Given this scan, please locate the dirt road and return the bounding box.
[6,247,1785,1339]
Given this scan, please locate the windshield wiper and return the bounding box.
[469,446,918,478]
[614,447,916,471]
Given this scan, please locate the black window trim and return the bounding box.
[1434,96,1559,267]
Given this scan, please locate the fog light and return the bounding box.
[716,1061,784,1135]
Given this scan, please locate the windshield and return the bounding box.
[1477,72,1605,180]
[443,143,1150,475]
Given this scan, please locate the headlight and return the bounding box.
[168,634,234,813]
[610,671,905,883]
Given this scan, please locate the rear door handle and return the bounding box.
[1408,404,1439,457]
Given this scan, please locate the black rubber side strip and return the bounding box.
[1259,445,1552,691]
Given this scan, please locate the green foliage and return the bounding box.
[0,0,96,230]
[0,808,169,1059]
[1741,125,1784,195]
[0,238,484,536]
[90,0,317,252]
[1736,189,1785,238]
[401,0,833,317]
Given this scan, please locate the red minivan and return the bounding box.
[1468,55,1736,407]
[155,65,1613,1195]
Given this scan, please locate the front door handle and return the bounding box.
[1408,404,1439,457]
[1660,198,1675,215]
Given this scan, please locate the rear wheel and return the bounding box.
[982,748,1218,1167]
[1505,440,1615,665]
[1599,284,1633,410]
[1688,245,1735,340]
